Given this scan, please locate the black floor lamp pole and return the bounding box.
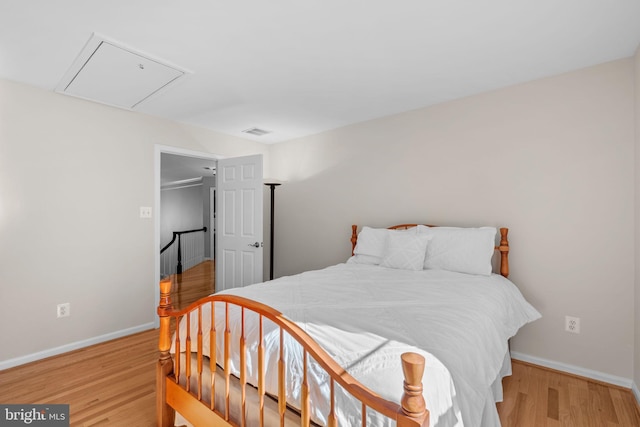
[265,183,281,280]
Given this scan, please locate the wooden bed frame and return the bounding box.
[157,224,510,427]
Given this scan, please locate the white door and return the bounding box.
[215,154,264,291]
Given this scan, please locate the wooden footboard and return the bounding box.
[157,277,429,427]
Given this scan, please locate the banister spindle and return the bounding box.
[258,316,265,427]
[185,313,191,392]
[197,306,203,400]
[240,308,247,427]
[174,316,181,384]
[210,302,216,410]
[301,350,310,427]
[224,303,231,420]
[362,403,366,427]
[278,329,285,427]
[327,379,337,427]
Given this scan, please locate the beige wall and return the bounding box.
[0,79,268,363]
[270,59,636,379]
[2,55,638,385]
[634,45,640,391]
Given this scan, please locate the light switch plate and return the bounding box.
[140,206,152,218]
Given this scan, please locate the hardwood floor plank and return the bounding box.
[548,387,559,420]
[610,387,640,427]
[511,392,528,426]
[532,365,549,426]
[555,373,576,427]
[588,381,618,424]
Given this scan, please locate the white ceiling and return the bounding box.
[2,1,639,144]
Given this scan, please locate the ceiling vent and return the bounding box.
[55,33,188,109]
[242,127,272,136]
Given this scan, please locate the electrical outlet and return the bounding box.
[57,303,70,318]
[565,316,580,334]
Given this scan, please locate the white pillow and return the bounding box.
[418,226,497,275]
[380,231,431,271]
[351,226,418,265]
[352,226,389,265]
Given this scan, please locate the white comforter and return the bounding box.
[173,263,540,427]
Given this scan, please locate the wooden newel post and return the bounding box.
[398,352,429,427]
[157,278,175,427]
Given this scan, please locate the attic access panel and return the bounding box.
[56,34,186,109]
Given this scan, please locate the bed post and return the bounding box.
[351,225,358,256]
[499,228,509,278]
[397,352,429,427]
[157,277,175,427]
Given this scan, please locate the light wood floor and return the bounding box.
[167,260,215,311]
[498,361,640,426]
[0,261,215,427]
[0,329,158,426]
[2,260,639,426]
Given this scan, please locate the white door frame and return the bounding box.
[154,145,223,328]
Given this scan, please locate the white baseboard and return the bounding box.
[510,351,633,389]
[632,381,640,406]
[0,322,155,371]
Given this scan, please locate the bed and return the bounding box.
[156,224,541,427]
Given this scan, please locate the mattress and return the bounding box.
[173,263,541,427]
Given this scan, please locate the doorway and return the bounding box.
[154,145,221,327]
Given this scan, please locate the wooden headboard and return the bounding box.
[350,224,510,278]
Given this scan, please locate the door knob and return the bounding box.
[248,242,260,248]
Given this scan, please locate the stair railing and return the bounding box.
[160,227,207,274]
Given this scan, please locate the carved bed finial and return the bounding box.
[499,228,509,278]
[398,352,429,427]
[351,225,358,256]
